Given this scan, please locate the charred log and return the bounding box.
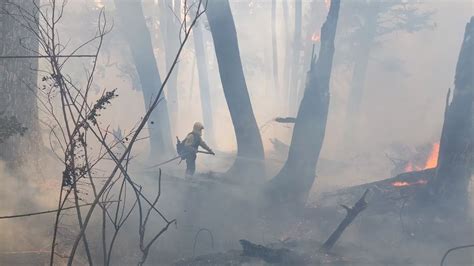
[319,169,435,214]
[321,189,369,251]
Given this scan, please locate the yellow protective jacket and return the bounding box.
[183,130,211,153]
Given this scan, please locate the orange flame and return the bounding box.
[403,142,440,172]
[311,33,321,43]
[391,179,428,187]
[423,142,440,169]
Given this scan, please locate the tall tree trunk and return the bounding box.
[193,21,215,146]
[271,0,280,97]
[266,0,341,205]
[115,0,173,160]
[427,17,473,210]
[343,6,378,146]
[206,0,265,178]
[0,0,40,166]
[282,0,291,113]
[160,0,181,132]
[288,0,302,116]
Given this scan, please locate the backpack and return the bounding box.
[176,137,186,160]
[176,133,201,159]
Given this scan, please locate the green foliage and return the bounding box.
[0,115,27,143]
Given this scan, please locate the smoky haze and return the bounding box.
[0,0,472,265]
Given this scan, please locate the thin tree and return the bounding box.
[193,19,215,146]
[271,0,280,99]
[288,0,303,116]
[281,0,291,113]
[159,0,182,131]
[115,0,174,160]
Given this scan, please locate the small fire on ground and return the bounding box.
[404,142,440,172]
[391,179,428,187]
[391,142,439,188]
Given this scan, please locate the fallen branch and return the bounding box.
[321,189,369,251]
[274,117,296,124]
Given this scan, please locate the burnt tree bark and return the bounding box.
[115,0,174,159]
[266,0,341,205]
[0,0,40,166]
[427,17,473,209]
[296,0,324,107]
[193,21,215,146]
[206,0,265,177]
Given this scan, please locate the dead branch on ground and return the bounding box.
[321,189,369,251]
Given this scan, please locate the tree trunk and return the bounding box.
[160,0,181,132]
[281,0,291,113]
[0,0,40,166]
[206,0,265,178]
[288,0,303,116]
[271,0,280,97]
[266,0,341,205]
[115,0,174,160]
[427,17,473,210]
[343,7,378,146]
[193,21,215,146]
[296,0,322,109]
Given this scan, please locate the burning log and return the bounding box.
[319,169,435,214]
[323,169,434,196]
[321,189,369,251]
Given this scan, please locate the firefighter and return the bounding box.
[183,122,214,177]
